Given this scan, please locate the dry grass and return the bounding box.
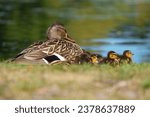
[0,63,150,100]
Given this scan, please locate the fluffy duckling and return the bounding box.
[119,50,134,64]
[90,54,103,64]
[74,49,92,64]
[100,51,120,66]
[74,49,103,64]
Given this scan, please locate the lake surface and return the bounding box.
[82,37,150,63]
[0,0,150,63]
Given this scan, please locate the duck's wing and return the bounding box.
[13,38,83,64]
[25,39,82,59]
[19,41,43,54]
[23,39,59,60]
[11,41,43,61]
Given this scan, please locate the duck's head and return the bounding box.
[47,23,75,42]
[123,50,134,58]
[90,54,102,64]
[47,23,66,39]
[107,51,119,60]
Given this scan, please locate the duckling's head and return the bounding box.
[90,54,102,64]
[107,51,119,60]
[47,23,75,42]
[123,50,134,58]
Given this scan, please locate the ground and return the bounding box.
[0,63,150,99]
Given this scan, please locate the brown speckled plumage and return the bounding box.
[11,23,83,64]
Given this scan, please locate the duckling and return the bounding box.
[90,54,103,64]
[119,50,134,64]
[100,51,120,66]
[74,49,92,64]
[74,49,104,65]
[11,23,83,64]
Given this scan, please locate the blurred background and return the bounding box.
[0,0,150,63]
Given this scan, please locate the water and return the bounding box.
[82,38,150,63]
[0,0,150,63]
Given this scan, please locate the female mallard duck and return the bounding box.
[11,23,83,64]
[99,51,120,65]
[119,50,134,64]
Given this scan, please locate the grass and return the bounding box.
[0,62,150,99]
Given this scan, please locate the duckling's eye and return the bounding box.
[91,56,96,60]
[110,54,114,58]
[126,52,130,57]
[113,55,117,58]
[110,54,117,59]
[93,56,97,59]
[128,52,133,57]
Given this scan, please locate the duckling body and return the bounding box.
[11,23,83,64]
[119,50,134,64]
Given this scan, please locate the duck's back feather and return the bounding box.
[11,38,83,64]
